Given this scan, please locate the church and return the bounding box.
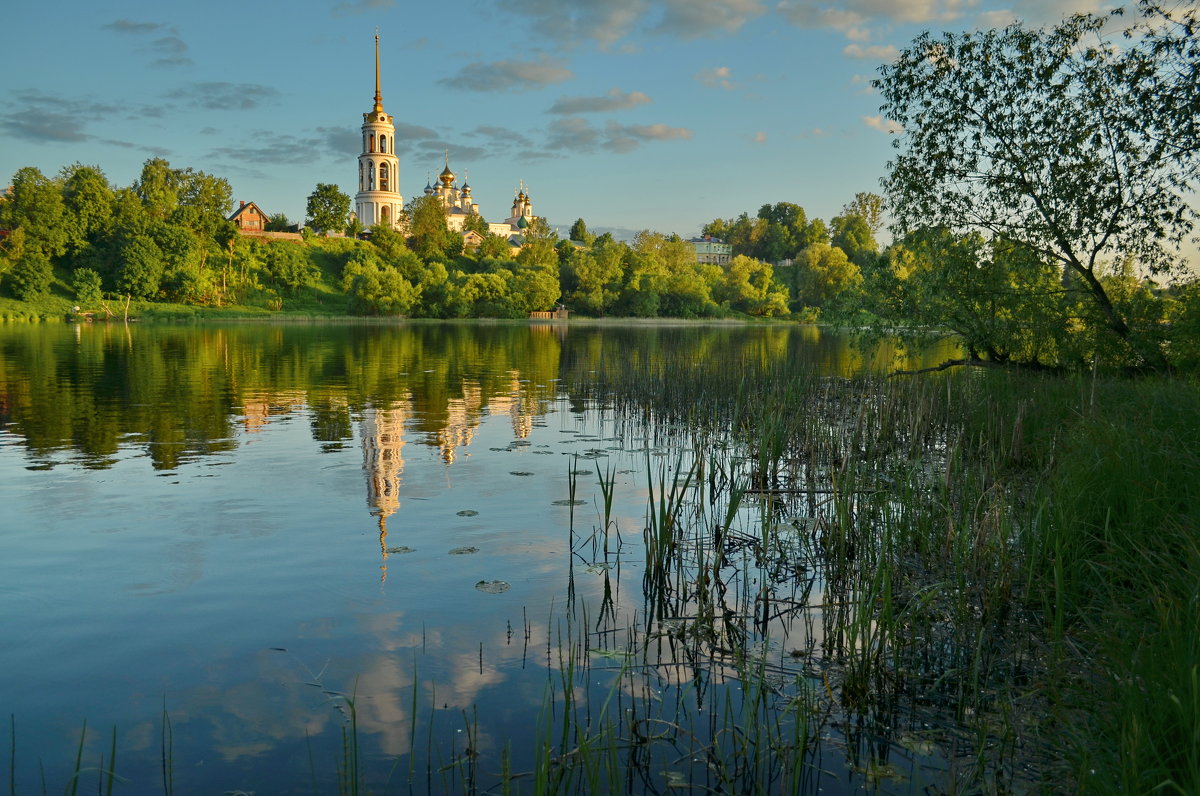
[353,35,539,239]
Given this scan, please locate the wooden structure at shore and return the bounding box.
[529,308,569,320]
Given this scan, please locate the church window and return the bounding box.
[380,163,389,191]
[369,133,376,153]
[381,206,390,225]
[379,135,387,153]
[368,161,376,191]
[359,162,364,191]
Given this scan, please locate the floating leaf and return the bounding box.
[509,471,534,477]
[456,509,479,517]
[475,580,510,594]
[552,499,586,506]
[386,546,415,554]
[449,546,479,555]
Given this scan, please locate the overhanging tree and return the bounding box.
[876,5,1199,368]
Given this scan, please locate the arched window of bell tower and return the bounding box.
[380,163,389,192]
[368,161,376,191]
[379,135,387,154]
[369,133,376,153]
[358,162,364,191]
[381,205,391,225]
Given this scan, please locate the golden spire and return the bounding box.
[373,30,384,115]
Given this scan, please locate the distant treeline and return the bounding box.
[2,156,1199,372]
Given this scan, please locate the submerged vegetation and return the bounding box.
[553,341,1199,793]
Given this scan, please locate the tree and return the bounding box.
[369,224,409,262]
[60,164,114,255]
[757,202,806,231]
[564,238,625,315]
[714,255,790,316]
[175,168,232,235]
[878,230,1070,364]
[830,213,878,269]
[134,158,180,219]
[117,236,165,298]
[265,213,292,232]
[8,250,54,300]
[306,184,351,234]
[756,223,795,264]
[798,218,828,249]
[568,217,595,245]
[342,253,419,315]
[463,213,489,236]
[841,192,885,236]
[793,243,861,309]
[263,242,318,294]
[72,267,103,307]
[406,195,454,259]
[477,232,512,260]
[0,167,69,259]
[876,9,1200,368]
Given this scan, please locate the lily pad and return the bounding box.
[475,580,510,594]
[385,546,415,554]
[552,499,586,506]
[456,509,479,517]
[509,471,534,477]
[449,546,479,555]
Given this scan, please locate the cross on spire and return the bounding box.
[373,30,384,114]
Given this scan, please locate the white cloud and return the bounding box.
[777,0,1115,40]
[545,117,693,153]
[655,0,767,37]
[440,56,574,92]
[623,122,693,142]
[850,73,877,93]
[507,0,766,48]
[863,115,904,133]
[333,0,396,15]
[843,43,900,60]
[548,87,652,114]
[695,65,736,89]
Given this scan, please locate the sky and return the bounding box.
[2,0,1117,242]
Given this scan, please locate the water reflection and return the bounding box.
[0,321,960,793]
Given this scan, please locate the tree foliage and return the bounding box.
[9,250,54,300]
[568,217,595,245]
[0,167,70,259]
[306,183,351,234]
[793,243,862,310]
[406,195,455,260]
[876,6,1199,367]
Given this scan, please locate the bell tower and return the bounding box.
[354,32,403,230]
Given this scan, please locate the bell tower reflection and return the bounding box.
[361,401,409,582]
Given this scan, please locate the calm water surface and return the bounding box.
[0,322,950,794]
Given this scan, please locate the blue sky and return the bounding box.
[2,0,1112,240]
